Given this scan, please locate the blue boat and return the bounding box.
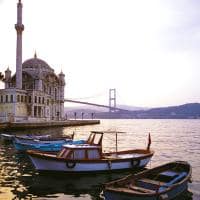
[13,135,85,152]
[103,161,192,200]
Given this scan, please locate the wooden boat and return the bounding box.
[27,131,154,173]
[103,161,192,200]
[13,133,85,152]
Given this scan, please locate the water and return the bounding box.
[0,119,200,200]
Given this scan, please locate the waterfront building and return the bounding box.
[0,0,65,122]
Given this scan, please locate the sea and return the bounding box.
[0,119,200,200]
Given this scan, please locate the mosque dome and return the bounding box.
[22,53,54,73]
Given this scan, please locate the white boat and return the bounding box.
[27,131,154,173]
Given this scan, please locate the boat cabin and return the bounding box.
[57,131,103,160]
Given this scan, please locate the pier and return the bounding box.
[0,120,100,131]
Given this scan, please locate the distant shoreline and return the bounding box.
[65,103,200,119]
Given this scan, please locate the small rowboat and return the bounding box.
[27,131,154,173]
[103,161,192,200]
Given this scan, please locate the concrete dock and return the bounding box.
[0,120,100,131]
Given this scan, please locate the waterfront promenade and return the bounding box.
[0,120,100,131]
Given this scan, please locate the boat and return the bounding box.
[103,161,192,200]
[14,133,72,143]
[0,133,15,142]
[27,131,154,173]
[13,133,85,152]
[0,133,51,143]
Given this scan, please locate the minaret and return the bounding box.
[59,70,65,119]
[4,67,12,89]
[15,0,24,89]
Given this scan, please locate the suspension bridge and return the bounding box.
[64,89,131,112]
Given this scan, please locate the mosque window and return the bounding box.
[39,97,41,104]
[47,99,49,105]
[17,95,20,102]
[35,96,37,103]
[0,95,3,103]
[42,97,45,104]
[25,96,27,103]
[34,106,37,117]
[55,88,57,99]
[10,95,13,103]
[6,95,8,103]
[29,96,32,103]
[21,95,24,102]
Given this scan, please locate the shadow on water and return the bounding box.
[24,172,131,199]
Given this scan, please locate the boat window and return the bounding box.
[88,149,100,159]
[93,134,102,145]
[73,150,85,159]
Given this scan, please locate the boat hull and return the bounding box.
[28,154,152,173]
[14,137,68,145]
[13,139,85,152]
[14,141,66,152]
[104,181,188,200]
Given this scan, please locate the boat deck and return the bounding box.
[104,153,146,159]
[118,169,181,194]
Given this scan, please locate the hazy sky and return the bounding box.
[0,0,199,107]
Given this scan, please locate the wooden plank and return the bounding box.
[129,184,154,193]
[140,178,165,186]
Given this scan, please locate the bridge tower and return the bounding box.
[109,89,116,112]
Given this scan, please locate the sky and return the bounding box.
[0,0,200,108]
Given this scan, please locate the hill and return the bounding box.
[134,103,200,119]
[65,103,200,119]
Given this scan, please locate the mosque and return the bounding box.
[0,0,65,122]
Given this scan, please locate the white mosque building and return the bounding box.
[0,0,65,122]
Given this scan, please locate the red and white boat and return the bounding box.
[27,131,154,173]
